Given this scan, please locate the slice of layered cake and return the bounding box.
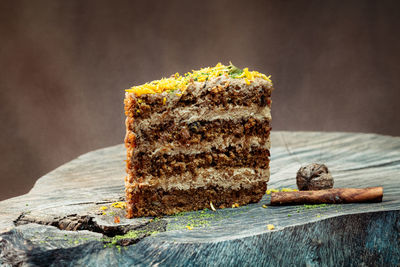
[124,63,273,218]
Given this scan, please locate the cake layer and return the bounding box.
[124,76,272,120]
[134,146,270,178]
[126,180,267,217]
[131,115,271,150]
[126,167,269,192]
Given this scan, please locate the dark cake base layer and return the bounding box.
[126,181,267,218]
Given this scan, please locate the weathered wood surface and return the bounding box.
[1,131,400,266]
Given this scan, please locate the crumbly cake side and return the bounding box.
[124,63,273,218]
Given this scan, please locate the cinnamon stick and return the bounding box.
[270,187,383,206]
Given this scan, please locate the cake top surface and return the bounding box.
[125,63,272,96]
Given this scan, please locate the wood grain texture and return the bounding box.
[1,131,400,266]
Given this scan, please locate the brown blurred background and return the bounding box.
[0,0,399,201]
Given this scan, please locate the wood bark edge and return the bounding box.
[270,187,383,206]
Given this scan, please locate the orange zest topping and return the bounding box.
[125,63,272,96]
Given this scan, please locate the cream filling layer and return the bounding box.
[134,104,271,133]
[128,168,270,191]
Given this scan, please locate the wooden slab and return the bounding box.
[1,131,400,266]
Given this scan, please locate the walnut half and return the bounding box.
[296,163,334,191]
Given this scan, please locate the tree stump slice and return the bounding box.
[1,131,399,266]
